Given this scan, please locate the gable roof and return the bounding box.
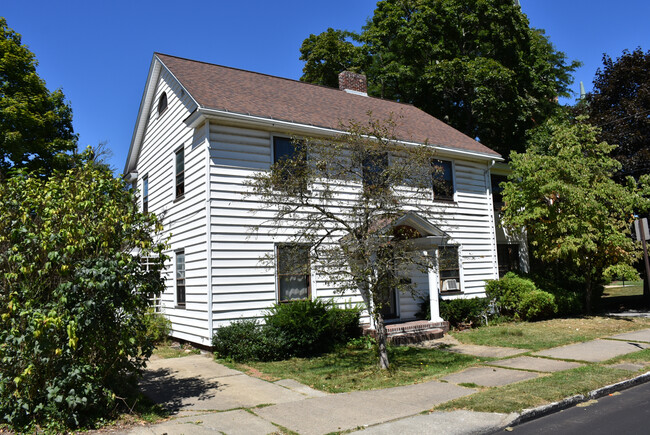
[125,53,501,174]
[156,53,500,156]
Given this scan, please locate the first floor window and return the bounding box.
[439,245,461,292]
[142,175,149,213]
[176,250,186,307]
[277,244,310,302]
[497,244,520,277]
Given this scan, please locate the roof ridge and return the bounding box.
[153,52,418,109]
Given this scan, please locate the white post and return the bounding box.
[427,250,443,322]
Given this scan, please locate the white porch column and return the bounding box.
[427,250,444,322]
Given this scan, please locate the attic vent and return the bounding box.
[338,71,368,96]
[158,92,168,115]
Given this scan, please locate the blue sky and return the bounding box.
[4,0,649,172]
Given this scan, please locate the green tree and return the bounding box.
[587,48,650,180]
[0,17,76,176]
[248,116,445,369]
[501,117,639,313]
[0,150,167,431]
[299,28,364,88]
[299,0,579,158]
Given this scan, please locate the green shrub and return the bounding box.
[213,300,362,362]
[327,305,362,344]
[518,290,557,320]
[265,299,333,357]
[485,272,537,317]
[212,319,289,362]
[142,309,172,344]
[527,273,583,316]
[439,297,489,327]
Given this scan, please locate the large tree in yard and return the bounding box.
[0,17,76,176]
[299,0,579,157]
[248,116,446,369]
[500,117,640,313]
[587,48,650,181]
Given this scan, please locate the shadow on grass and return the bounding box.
[598,294,648,313]
[138,367,225,414]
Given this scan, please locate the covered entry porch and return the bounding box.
[362,212,453,341]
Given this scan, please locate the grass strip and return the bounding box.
[451,316,650,351]
[435,365,632,414]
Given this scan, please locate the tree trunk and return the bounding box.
[374,312,390,370]
[585,273,592,315]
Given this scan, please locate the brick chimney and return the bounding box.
[338,71,368,96]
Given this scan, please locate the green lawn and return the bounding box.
[602,281,644,298]
[225,344,486,393]
[205,315,650,418]
[451,316,650,351]
[436,365,633,413]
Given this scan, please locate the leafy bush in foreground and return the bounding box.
[0,157,166,431]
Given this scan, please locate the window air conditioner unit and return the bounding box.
[442,279,458,291]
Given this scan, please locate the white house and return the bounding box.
[124,53,523,347]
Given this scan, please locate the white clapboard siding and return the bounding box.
[206,122,499,333]
[135,69,213,346]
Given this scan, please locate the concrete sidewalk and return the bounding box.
[129,327,650,434]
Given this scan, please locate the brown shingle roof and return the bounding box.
[156,53,500,158]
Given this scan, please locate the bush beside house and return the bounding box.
[212,299,361,362]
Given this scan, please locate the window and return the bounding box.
[491,174,508,206]
[432,159,454,201]
[439,246,461,292]
[175,146,184,199]
[497,244,520,277]
[176,250,186,307]
[158,92,168,115]
[362,152,389,191]
[142,175,149,213]
[273,136,307,190]
[277,244,310,302]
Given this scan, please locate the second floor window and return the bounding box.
[362,151,389,191]
[142,175,149,213]
[432,159,454,202]
[273,136,306,190]
[491,174,508,206]
[175,147,184,199]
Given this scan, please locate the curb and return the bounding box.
[506,370,650,428]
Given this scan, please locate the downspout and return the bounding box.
[204,120,214,345]
[484,160,499,279]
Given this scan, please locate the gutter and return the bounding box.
[184,108,504,162]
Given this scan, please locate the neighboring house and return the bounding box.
[124,53,523,347]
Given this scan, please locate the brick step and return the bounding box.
[388,328,444,346]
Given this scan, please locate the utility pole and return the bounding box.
[635,218,650,304]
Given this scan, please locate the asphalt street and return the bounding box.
[494,381,650,434]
